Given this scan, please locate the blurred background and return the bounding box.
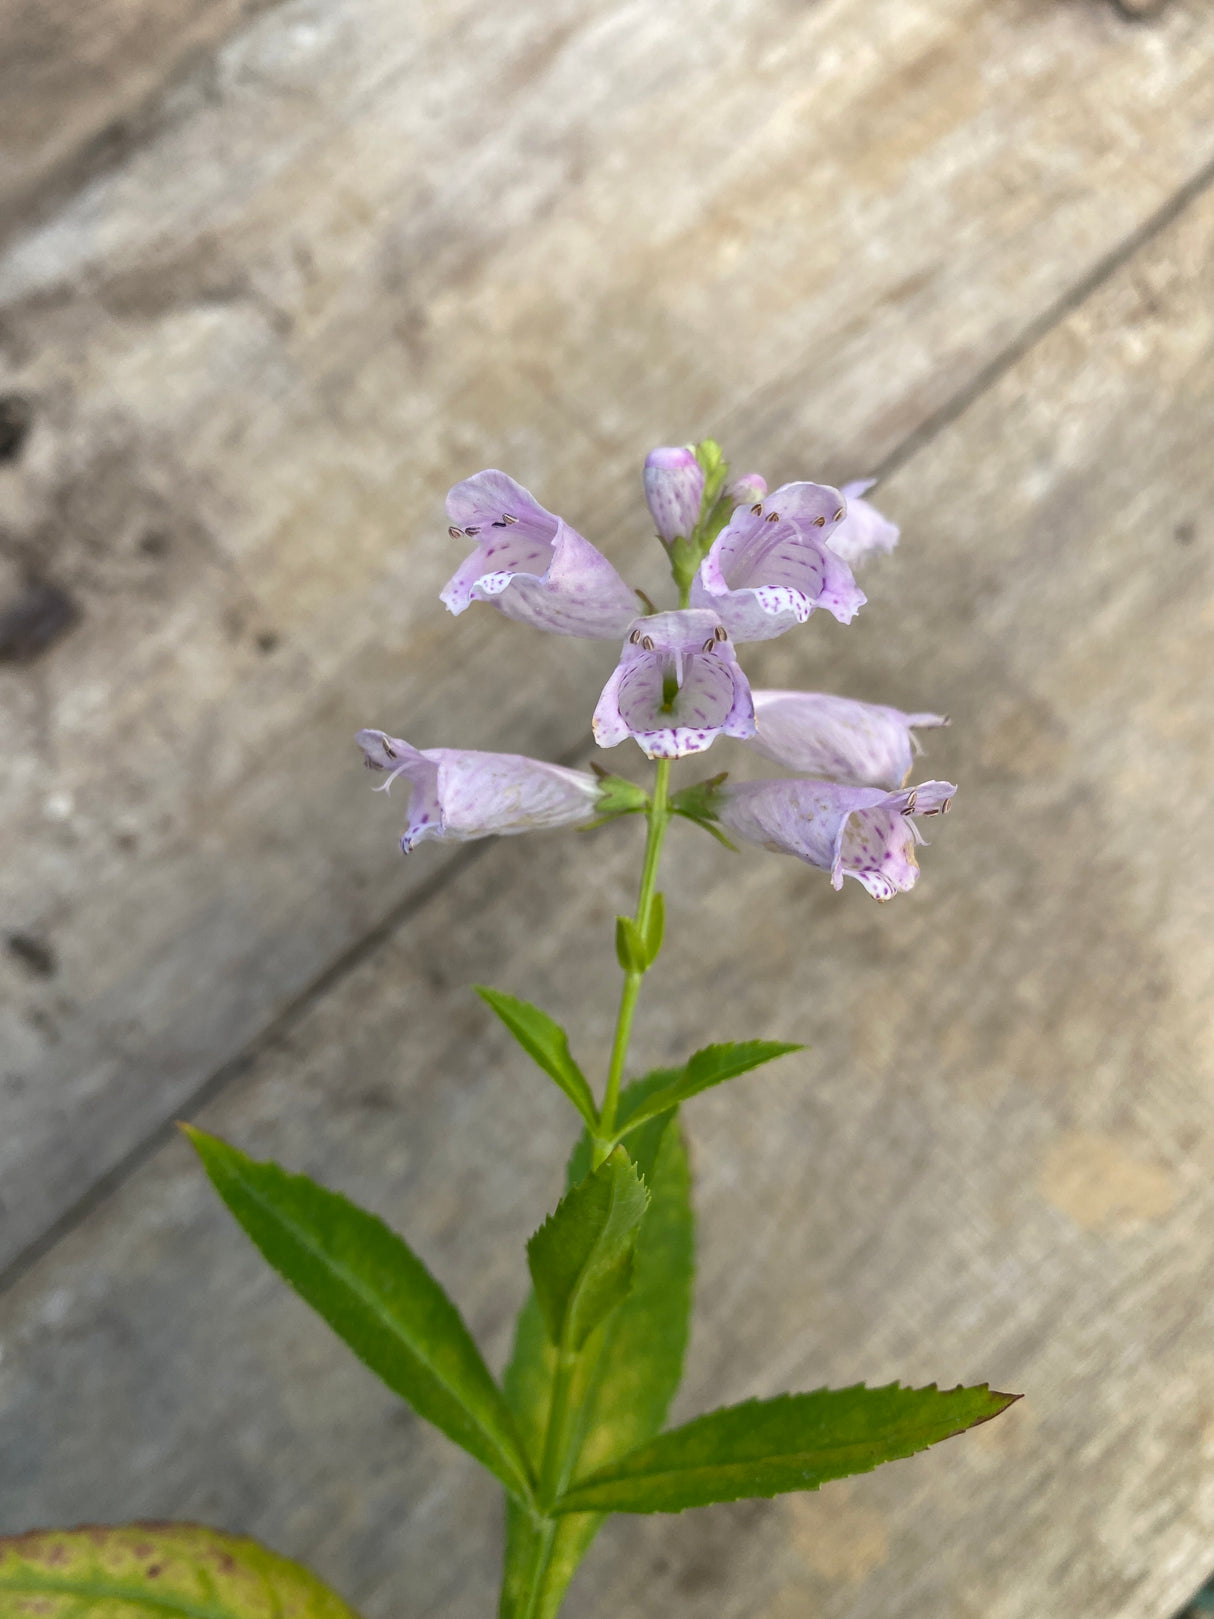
[1,0,1213,1615]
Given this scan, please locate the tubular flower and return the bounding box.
[644,446,705,545]
[357,730,602,852]
[592,609,755,760]
[712,777,956,901]
[746,691,949,790]
[440,469,638,639]
[691,480,865,640]
[827,478,899,567]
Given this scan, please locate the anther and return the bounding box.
[629,627,643,644]
[904,790,918,814]
[714,624,727,641]
[502,513,518,524]
[750,503,763,515]
[702,637,716,652]
[833,507,845,522]
[491,519,507,528]
[465,526,480,536]
[382,739,398,759]
[812,515,826,527]
[765,511,780,523]
[641,635,655,652]
[448,526,464,539]
[942,797,952,814]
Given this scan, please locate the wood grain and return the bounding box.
[3,0,1214,1277]
[0,0,278,243]
[3,139,1214,1619]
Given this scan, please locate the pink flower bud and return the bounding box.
[643,446,705,545]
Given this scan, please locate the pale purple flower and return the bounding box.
[357,730,600,852]
[727,472,767,507]
[691,481,865,639]
[713,777,955,901]
[827,479,899,567]
[592,609,755,760]
[440,470,638,639]
[747,691,949,790]
[644,447,704,544]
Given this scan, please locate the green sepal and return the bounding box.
[183,1127,535,1507]
[0,1523,361,1619]
[613,1041,803,1138]
[526,1147,649,1351]
[667,534,700,599]
[692,438,728,512]
[694,491,737,555]
[501,1077,695,1619]
[475,987,598,1130]
[553,1382,1020,1514]
[615,894,664,975]
[587,771,649,823]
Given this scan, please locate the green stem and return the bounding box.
[597,757,672,1147]
[537,1345,579,1509]
[515,757,676,1616]
[517,1518,556,1619]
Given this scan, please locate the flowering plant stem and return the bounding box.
[18,441,1016,1619]
[520,756,672,1609]
[597,757,672,1153]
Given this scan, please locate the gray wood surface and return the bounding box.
[2,0,1214,1615]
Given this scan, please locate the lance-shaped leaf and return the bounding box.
[475,987,597,1129]
[502,1082,694,1619]
[184,1127,534,1506]
[0,1523,360,1619]
[554,1381,1019,1514]
[527,1147,649,1351]
[613,1040,802,1138]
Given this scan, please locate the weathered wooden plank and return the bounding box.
[0,0,277,240]
[4,160,1214,1617]
[2,0,1214,1273]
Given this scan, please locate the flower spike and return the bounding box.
[440,470,638,639]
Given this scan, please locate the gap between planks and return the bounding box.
[4,137,1214,1304]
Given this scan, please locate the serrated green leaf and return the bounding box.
[501,1083,694,1619]
[184,1127,533,1506]
[0,1523,360,1619]
[475,987,597,1129]
[527,1148,648,1351]
[554,1381,1019,1514]
[614,1041,803,1137]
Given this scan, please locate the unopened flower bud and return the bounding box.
[727,473,767,506]
[643,446,705,546]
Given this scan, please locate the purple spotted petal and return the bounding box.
[440,469,638,639]
[828,479,899,567]
[357,729,600,852]
[747,691,949,789]
[592,608,755,759]
[713,777,956,900]
[644,446,704,544]
[691,480,865,639]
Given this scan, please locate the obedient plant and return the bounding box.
[0,440,1017,1619]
